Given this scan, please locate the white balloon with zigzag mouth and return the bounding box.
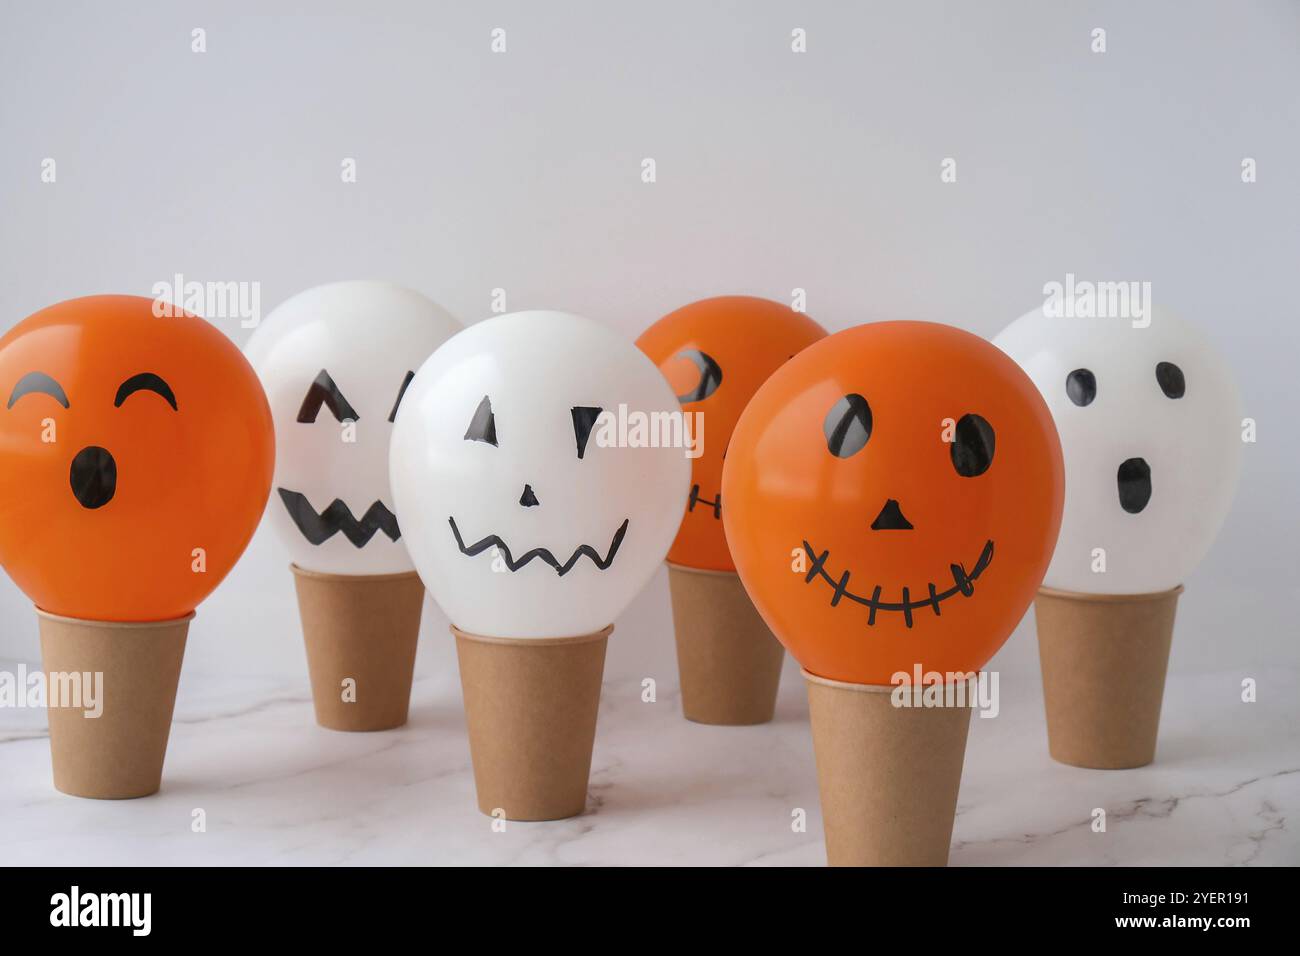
[246,281,463,575]
[390,310,690,638]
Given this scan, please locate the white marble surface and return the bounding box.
[0,655,1295,866]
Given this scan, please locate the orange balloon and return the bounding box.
[0,296,274,622]
[722,321,1063,685]
[636,296,825,570]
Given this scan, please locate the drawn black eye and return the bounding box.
[951,414,995,477]
[824,394,872,457]
[1066,368,1096,407]
[297,370,358,423]
[7,371,69,409]
[572,406,603,459]
[387,371,415,423]
[673,350,722,404]
[464,395,497,445]
[1156,361,1185,399]
[115,372,178,411]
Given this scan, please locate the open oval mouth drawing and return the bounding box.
[800,537,995,628]
[449,516,629,576]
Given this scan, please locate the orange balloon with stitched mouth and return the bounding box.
[722,321,1063,685]
[636,296,826,570]
[0,295,274,622]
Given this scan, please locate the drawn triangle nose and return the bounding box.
[871,498,913,531]
[519,483,539,508]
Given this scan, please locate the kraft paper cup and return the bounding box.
[667,563,785,725]
[804,671,972,867]
[1034,585,1182,770]
[37,609,192,799]
[291,565,425,732]
[453,625,611,821]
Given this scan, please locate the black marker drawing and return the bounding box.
[114,372,177,411]
[7,371,70,409]
[278,488,400,547]
[800,538,994,629]
[687,484,721,520]
[388,370,415,422]
[673,350,722,404]
[449,516,629,576]
[1117,457,1152,514]
[297,370,359,423]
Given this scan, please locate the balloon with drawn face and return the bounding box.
[390,311,691,638]
[994,306,1241,594]
[636,296,826,571]
[723,322,1064,685]
[246,282,462,575]
[0,295,274,622]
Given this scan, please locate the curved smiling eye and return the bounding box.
[115,372,178,410]
[674,350,722,404]
[1066,368,1096,407]
[951,413,995,477]
[1156,361,1185,399]
[464,395,497,445]
[824,394,872,457]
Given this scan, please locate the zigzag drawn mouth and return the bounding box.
[278,488,400,547]
[687,484,721,519]
[449,515,629,576]
[801,538,994,628]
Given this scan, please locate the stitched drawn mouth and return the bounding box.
[278,488,400,547]
[687,484,721,519]
[449,516,629,576]
[801,538,995,628]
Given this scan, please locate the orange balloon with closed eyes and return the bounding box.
[0,295,274,622]
[722,321,1064,685]
[636,296,826,570]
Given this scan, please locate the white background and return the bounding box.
[1,0,1296,687]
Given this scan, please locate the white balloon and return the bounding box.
[390,310,691,638]
[994,305,1241,594]
[246,281,462,575]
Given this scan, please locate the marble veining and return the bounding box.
[0,659,1295,866]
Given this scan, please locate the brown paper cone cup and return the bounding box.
[805,671,972,866]
[667,563,785,725]
[453,625,610,821]
[291,565,425,732]
[1035,585,1181,769]
[37,610,191,799]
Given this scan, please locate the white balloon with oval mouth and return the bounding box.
[390,310,691,638]
[994,305,1241,594]
[246,281,463,575]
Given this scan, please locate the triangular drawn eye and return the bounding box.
[388,370,415,423]
[673,350,722,404]
[572,406,603,459]
[824,394,872,457]
[297,370,358,423]
[465,395,497,445]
